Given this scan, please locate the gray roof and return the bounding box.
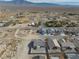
[33,39,55,49]
[70,55,79,59]
[48,39,55,49]
[61,42,75,48]
[33,39,45,47]
[67,54,79,59]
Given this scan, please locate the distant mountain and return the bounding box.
[32,3,60,7]
[0,0,32,4]
[0,0,79,7]
[13,0,33,4]
[58,2,79,5]
[0,0,60,6]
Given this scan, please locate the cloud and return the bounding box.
[0,0,12,1]
[26,0,65,3]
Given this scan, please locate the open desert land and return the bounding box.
[0,5,79,59]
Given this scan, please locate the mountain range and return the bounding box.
[0,0,79,6]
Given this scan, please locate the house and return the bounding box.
[30,39,45,53]
[60,42,76,53]
[53,39,60,48]
[33,39,45,48]
[67,54,79,59]
[30,38,61,54]
[61,42,75,48]
[47,38,55,49]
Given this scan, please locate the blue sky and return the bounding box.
[1,0,79,3]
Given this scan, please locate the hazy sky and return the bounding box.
[1,0,79,3]
[27,0,79,3]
